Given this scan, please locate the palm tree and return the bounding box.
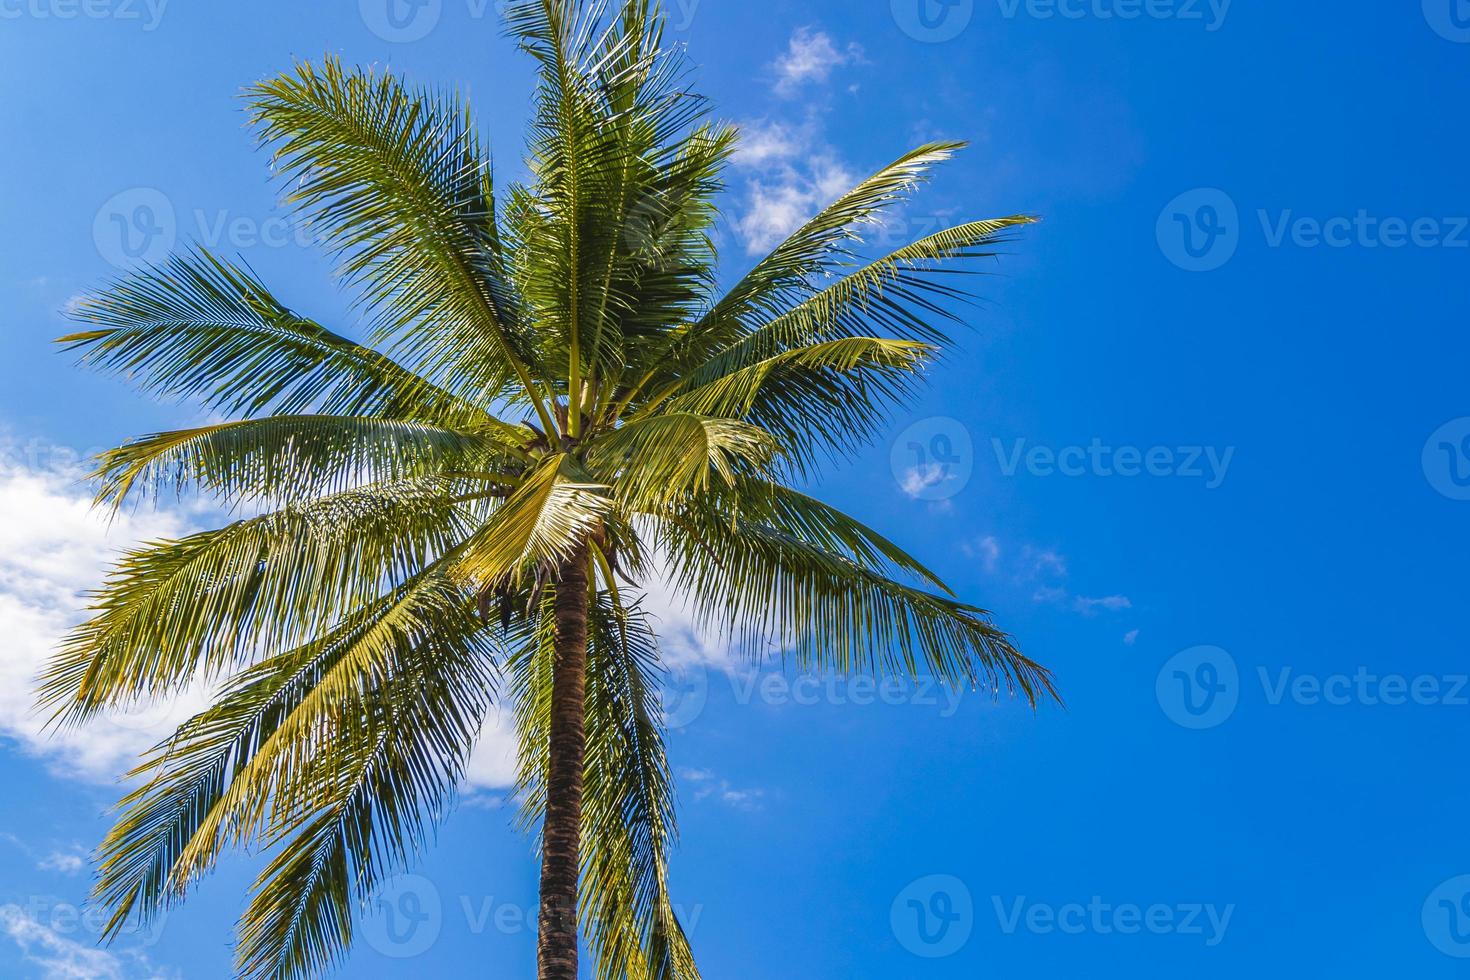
[40,1,1056,977]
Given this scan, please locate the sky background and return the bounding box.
[2,0,1469,977]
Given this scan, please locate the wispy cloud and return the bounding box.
[0,905,172,980]
[731,143,856,254]
[962,535,1002,574]
[679,768,765,812]
[968,535,1134,620]
[770,27,863,96]
[37,850,86,876]
[728,28,867,255]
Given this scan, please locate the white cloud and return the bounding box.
[1072,594,1133,616]
[771,28,863,96]
[0,905,172,980]
[962,536,1002,574]
[0,439,522,794]
[464,707,519,791]
[0,446,207,782]
[729,119,810,169]
[972,535,1134,619]
[679,767,764,811]
[37,851,86,876]
[1123,629,1140,647]
[732,152,857,256]
[1024,547,1069,579]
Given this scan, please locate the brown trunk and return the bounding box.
[537,541,590,980]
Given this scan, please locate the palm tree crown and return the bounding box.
[41,1,1056,978]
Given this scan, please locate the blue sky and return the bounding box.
[2,0,1469,977]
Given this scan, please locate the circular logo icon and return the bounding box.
[661,662,709,730]
[1423,418,1470,501]
[361,875,442,958]
[1424,876,1470,958]
[891,0,974,42]
[93,188,175,270]
[1156,646,1239,730]
[1424,0,1470,42]
[1157,188,1240,272]
[359,0,443,42]
[891,874,974,958]
[891,417,974,502]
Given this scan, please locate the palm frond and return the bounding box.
[587,413,777,511]
[456,454,613,589]
[92,416,513,509]
[40,478,484,724]
[60,249,494,428]
[248,58,555,432]
[91,566,496,979]
[656,494,1057,705]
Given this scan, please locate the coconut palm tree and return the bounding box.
[40,1,1056,977]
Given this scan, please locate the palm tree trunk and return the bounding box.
[538,540,590,980]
